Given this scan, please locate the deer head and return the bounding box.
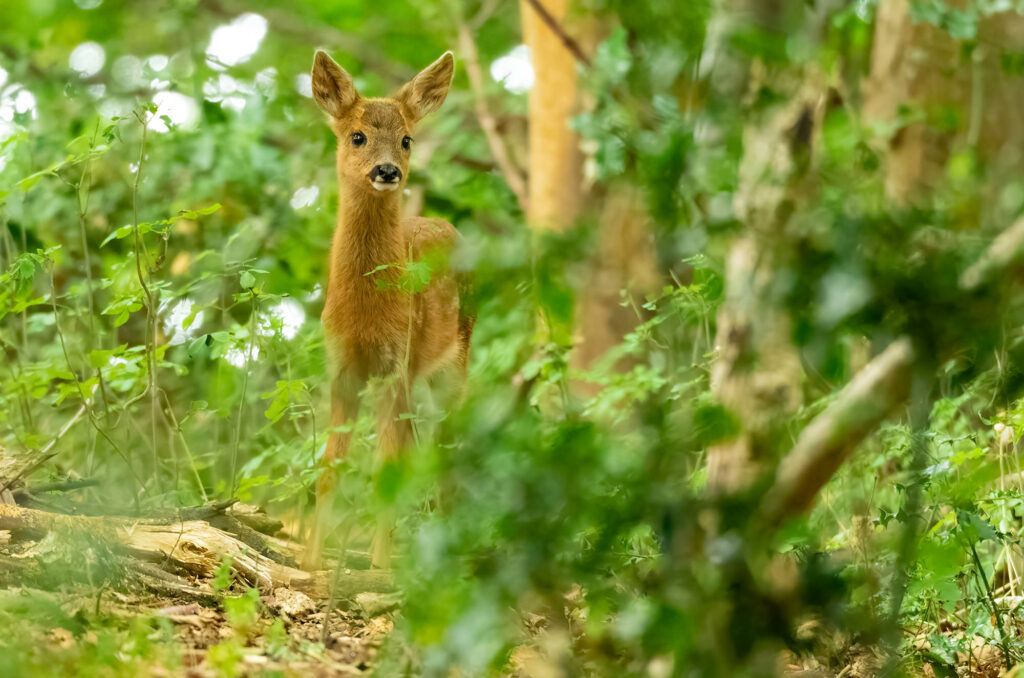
[311,50,455,196]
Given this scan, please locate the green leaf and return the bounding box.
[88,344,128,369]
[956,509,999,543]
[182,304,202,330]
[179,203,222,219]
[101,224,134,247]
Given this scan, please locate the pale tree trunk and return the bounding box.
[706,107,818,492]
[704,3,824,494]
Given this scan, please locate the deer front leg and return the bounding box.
[304,368,362,570]
[369,379,413,568]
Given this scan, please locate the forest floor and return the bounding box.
[0,485,1017,677]
[0,579,393,676]
[0,481,395,676]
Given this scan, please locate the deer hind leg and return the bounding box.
[303,369,362,570]
[369,378,413,568]
[427,317,473,414]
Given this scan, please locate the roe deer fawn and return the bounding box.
[304,50,473,569]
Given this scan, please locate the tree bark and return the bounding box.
[572,183,661,384]
[865,0,1024,204]
[520,0,583,231]
[0,504,392,599]
[706,77,823,493]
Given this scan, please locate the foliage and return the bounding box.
[5,0,1024,677]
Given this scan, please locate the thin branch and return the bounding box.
[200,0,409,81]
[761,337,915,524]
[13,478,100,497]
[158,388,208,502]
[0,391,94,493]
[960,215,1024,290]
[129,109,161,492]
[456,18,530,211]
[49,265,147,497]
[969,539,1013,672]
[75,121,112,422]
[229,292,259,498]
[521,0,592,67]
[470,0,501,30]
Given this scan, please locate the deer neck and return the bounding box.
[331,183,405,287]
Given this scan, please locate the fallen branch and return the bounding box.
[227,503,284,536]
[12,478,100,502]
[0,554,39,586]
[0,504,392,599]
[16,478,100,494]
[761,337,915,524]
[209,513,296,568]
[265,534,374,571]
[130,560,221,606]
[37,498,238,522]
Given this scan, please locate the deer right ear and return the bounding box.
[312,50,359,118]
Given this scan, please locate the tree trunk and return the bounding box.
[865,0,1024,204]
[520,0,583,231]
[572,183,661,383]
[704,4,822,492]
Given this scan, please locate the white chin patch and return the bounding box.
[371,180,400,192]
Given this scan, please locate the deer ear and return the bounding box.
[312,50,359,118]
[395,51,455,122]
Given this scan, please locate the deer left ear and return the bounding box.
[395,51,455,122]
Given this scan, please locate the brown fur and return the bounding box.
[305,50,469,569]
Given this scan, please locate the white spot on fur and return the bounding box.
[372,180,400,192]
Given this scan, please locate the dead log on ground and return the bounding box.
[226,503,284,536]
[209,513,297,568]
[0,504,392,600]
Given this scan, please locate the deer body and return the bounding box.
[324,205,462,380]
[306,51,469,569]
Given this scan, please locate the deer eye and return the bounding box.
[402,136,413,151]
[351,131,366,147]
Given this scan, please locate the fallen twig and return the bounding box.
[209,513,297,568]
[228,503,284,536]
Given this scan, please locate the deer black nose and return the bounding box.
[370,164,402,183]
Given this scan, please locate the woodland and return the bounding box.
[3,0,1024,676]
